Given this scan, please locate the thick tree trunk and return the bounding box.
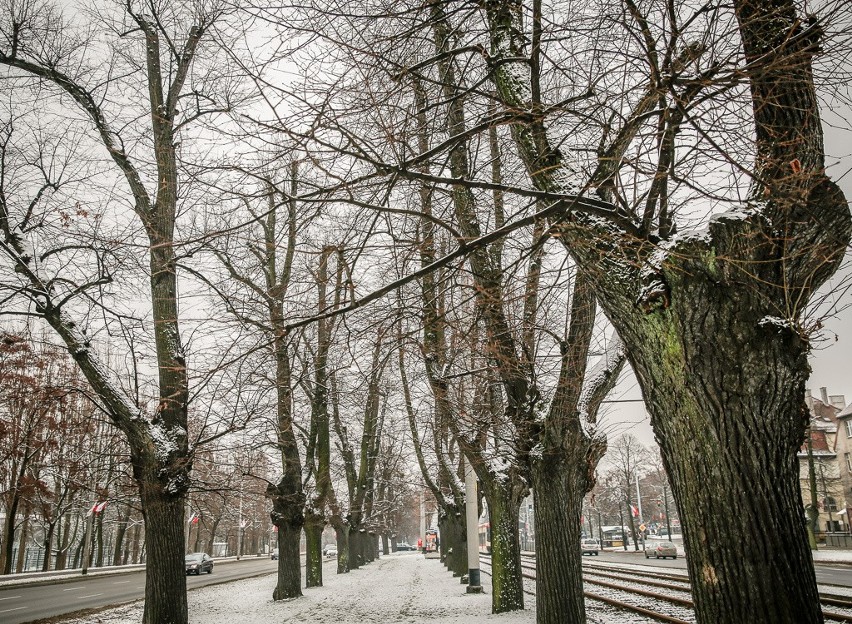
[381,533,389,556]
[334,524,350,574]
[349,529,362,570]
[439,509,467,577]
[140,487,187,624]
[617,282,823,624]
[482,480,524,613]
[273,524,302,600]
[532,459,586,624]
[304,514,323,588]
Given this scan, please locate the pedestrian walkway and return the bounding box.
[57,553,535,624]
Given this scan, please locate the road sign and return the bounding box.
[639,523,646,532]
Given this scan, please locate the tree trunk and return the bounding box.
[112,509,128,567]
[304,514,323,588]
[131,522,142,564]
[42,521,57,571]
[0,492,19,574]
[439,509,467,577]
[381,533,389,556]
[206,517,221,557]
[15,506,30,573]
[55,514,72,570]
[272,519,303,600]
[618,288,823,624]
[482,480,524,613]
[532,459,586,624]
[334,524,350,574]
[140,487,187,624]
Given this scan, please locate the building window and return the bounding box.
[847,453,852,472]
[845,420,852,438]
[825,497,839,512]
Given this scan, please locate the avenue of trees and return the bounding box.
[1,0,850,624]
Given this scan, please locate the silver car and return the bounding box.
[645,541,677,559]
[581,538,600,556]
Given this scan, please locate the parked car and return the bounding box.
[271,548,279,560]
[396,542,416,551]
[325,547,338,558]
[185,552,214,574]
[581,538,600,556]
[645,541,677,559]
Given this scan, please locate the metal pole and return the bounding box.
[419,490,426,554]
[237,492,243,560]
[635,472,643,523]
[464,459,482,593]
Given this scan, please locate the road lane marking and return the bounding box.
[63,587,82,591]
[0,607,25,614]
[113,580,131,584]
[78,593,104,599]
[0,596,22,600]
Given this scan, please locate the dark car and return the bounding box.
[645,541,677,559]
[185,552,214,574]
[395,542,415,551]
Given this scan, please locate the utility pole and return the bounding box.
[635,473,643,523]
[464,459,482,593]
[419,490,426,553]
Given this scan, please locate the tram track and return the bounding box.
[480,553,852,623]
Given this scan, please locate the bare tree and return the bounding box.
[0,2,236,621]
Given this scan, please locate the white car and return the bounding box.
[325,547,338,558]
[581,538,600,556]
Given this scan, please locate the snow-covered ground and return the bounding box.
[58,552,535,624]
[41,548,852,624]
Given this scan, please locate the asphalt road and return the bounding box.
[585,550,852,587]
[0,557,280,624]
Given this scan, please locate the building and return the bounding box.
[799,388,848,533]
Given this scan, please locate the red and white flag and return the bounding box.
[90,501,108,515]
[188,512,199,524]
[630,504,639,518]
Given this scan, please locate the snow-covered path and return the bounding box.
[59,552,534,624]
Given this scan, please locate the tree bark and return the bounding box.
[334,524,350,574]
[273,523,302,600]
[532,459,585,624]
[438,508,467,577]
[482,480,524,613]
[140,487,187,624]
[304,513,324,588]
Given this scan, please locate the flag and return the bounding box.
[630,504,639,518]
[94,501,108,514]
[188,512,198,524]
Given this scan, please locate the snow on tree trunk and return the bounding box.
[482,480,524,613]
